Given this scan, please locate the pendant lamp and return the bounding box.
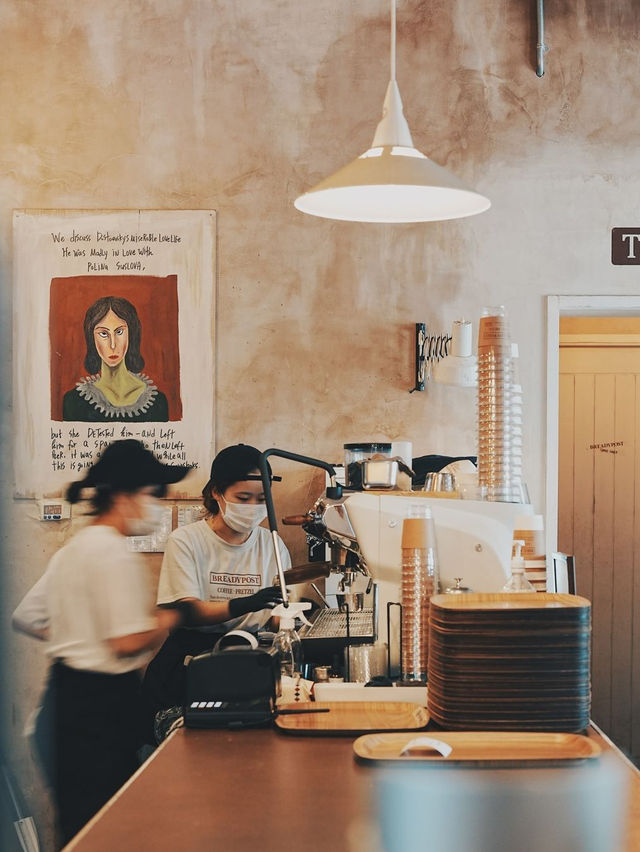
[294,0,491,224]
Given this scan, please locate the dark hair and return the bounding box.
[66,439,189,514]
[83,296,144,374]
[202,444,268,515]
[67,479,167,514]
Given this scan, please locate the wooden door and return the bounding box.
[558,322,640,764]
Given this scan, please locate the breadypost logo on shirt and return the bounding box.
[209,572,261,598]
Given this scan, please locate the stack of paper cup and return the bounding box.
[510,381,524,501]
[400,508,439,683]
[477,307,514,502]
[514,514,546,591]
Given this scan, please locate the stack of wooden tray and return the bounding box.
[427,593,591,732]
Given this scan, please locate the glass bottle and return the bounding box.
[502,540,535,593]
[271,602,311,678]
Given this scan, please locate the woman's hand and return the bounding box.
[107,607,184,657]
[228,586,283,618]
[156,607,184,631]
[155,588,285,629]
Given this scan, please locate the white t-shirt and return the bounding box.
[13,525,157,674]
[157,520,291,632]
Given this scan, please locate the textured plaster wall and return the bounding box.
[1,0,640,845]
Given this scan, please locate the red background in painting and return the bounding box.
[49,275,182,421]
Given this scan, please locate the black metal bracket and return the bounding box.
[409,322,452,393]
[386,601,402,680]
[258,449,338,534]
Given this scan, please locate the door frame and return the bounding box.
[545,295,640,560]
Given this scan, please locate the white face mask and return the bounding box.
[126,498,165,537]
[220,498,267,534]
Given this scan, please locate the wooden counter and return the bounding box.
[65,725,640,852]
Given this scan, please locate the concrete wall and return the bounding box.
[2,0,639,846]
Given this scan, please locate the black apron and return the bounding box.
[35,661,144,847]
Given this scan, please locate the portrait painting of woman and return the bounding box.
[62,296,169,422]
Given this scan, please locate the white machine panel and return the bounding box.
[343,492,534,641]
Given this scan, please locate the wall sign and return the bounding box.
[611,228,640,264]
[13,209,216,498]
[588,441,624,455]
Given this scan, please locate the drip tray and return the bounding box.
[303,608,375,640]
[300,608,376,663]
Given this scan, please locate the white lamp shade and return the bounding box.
[294,82,490,223]
[294,146,490,223]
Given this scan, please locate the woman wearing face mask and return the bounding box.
[11,440,194,846]
[142,444,289,736]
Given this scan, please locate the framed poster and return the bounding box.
[13,209,216,497]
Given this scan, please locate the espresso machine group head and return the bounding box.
[258,449,377,665]
[296,491,374,611]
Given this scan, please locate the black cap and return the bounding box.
[82,439,190,492]
[207,444,282,488]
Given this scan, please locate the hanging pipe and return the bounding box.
[536,0,549,77]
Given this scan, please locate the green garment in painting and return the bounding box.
[63,374,169,422]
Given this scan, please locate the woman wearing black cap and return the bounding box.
[12,440,192,845]
[142,444,289,734]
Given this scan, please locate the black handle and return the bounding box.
[258,448,341,610]
[258,448,339,534]
[275,708,331,716]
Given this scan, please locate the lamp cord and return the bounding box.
[390,0,396,82]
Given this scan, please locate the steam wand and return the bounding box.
[258,448,342,609]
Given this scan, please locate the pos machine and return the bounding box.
[184,645,280,729]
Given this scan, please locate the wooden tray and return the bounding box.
[274,702,429,736]
[430,593,591,611]
[353,731,601,765]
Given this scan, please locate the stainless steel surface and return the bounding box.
[361,458,415,491]
[344,442,392,485]
[298,491,379,638]
[536,0,549,77]
[311,497,361,555]
[445,577,473,594]
[336,591,365,612]
[344,643,387,682]
[362,458,399,489]
[303,608,375,640]
[423,471,456,492]
[310,582,331,608]
[313,665,330,682]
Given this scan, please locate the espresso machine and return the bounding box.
[258,448,534,673]
[301,488,534,644]
[258,450,379,670]
[286,490,379,665]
